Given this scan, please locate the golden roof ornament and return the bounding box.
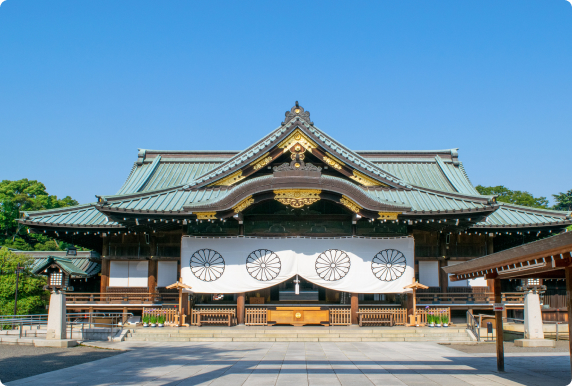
[282,101,313,125]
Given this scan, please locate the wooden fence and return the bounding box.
[245,308,267,325]
[190,307,237,326]
[359,307,408,325]
[143,308,178,325]
[330,308,351,325]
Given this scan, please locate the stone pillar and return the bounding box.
[237,293,246,325]
[46,292,66,340]
[351,293,359,325]
[515,290,556,347]
[494,278,504,372]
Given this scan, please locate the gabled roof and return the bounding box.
[32,256,90,278]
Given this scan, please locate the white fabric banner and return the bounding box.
[181,236,414,294]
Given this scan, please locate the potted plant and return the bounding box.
[435,313,442,327]
[142,314,150,327]
[150,314,157,327]
[157,314,165,327]
[442,314,449,327]
[427,313,435,327]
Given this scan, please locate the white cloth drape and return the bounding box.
[181,236,414,294]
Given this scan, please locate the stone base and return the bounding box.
[34,339,79,348]
[514,338,555,348]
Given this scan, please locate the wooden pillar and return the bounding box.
[122,307,128,324]
[351,293,359,325]
[565,267,572,374]
[100,259,110,293]
[148,259,158,294]
[406,292,414,319]
[494,278,504,372]
[438,260,448,293]
[237,293,246,325]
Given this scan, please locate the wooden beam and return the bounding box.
[351,293,359,325]
[566,266,572,374]
[100,259,109,293]
[494,278,504,372]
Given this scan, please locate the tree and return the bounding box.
[0,247,48,315]
[0,179,78,250]
[553,190,572,212]
[475,185,549,209]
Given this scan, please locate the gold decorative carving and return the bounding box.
[250,154,273,170]
[377,212,400,220]
[274,189,321,209]
[210,170,245,186]
[323,153,344,170]
[196,212,217,220]
[350,170,384,187]
[277,129,317,153]
[233,196,255,213]
[339,195,362,213]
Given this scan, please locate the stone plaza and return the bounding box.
[5,341,570,386]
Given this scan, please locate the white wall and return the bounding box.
[158,261,178,287]
[447,261,468,287]
[109,261,148,287]
[418,261,440,287]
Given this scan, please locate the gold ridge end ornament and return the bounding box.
[377,212,400,220]
[233,196,255,214]
[210,170,245,186]
[350,170,384,187]
[250,153,273,171]
[322,153,344,170]
[196,212,218,220]
[274,189,321,209]
[339,195,362,213]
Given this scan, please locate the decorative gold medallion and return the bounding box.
[274,189,321,208]
[377,212,400,220]
[232,196,255,213]
[339,195,362,213]
[295,312,302,319]
[195,212,217,220]
[250,154,273,170]
[210,170,245,186]
[277,129,317,153]
[350,170,384,187]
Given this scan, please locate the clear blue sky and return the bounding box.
[1,1,571,205]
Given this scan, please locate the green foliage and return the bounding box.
[0,247,48,315]
[142,314,150,324]
[553,190,572,212]
[427,314,434,324]
[157,314,165,324]
[150,314,157,324]
[441,314,449,325]
[476,185,549,209]
[0,179,79,251]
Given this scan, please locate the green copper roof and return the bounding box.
[31,256,90,278]
[22,204,123,228]
[472,204,572,229]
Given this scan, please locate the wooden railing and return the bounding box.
[143,308,179,325]
[245,308,267,326]
[416,292,525,305]
[359,307,407,325]
[330,308,351,325]
[65,292,179,305]
[191,307,236,326]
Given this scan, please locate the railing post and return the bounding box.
[19,322,23,338]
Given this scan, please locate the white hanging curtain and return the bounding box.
[180,236,414,294]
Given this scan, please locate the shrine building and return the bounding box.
[20,103,572,326]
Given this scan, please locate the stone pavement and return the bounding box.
[5,341,571,386]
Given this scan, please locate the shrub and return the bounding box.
[441,314,449,324]
[150,315,157,324]
[142,314,150,324]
